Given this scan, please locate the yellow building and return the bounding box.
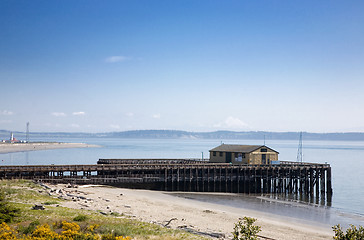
[209,144,279,165]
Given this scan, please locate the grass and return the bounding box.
[0,180,207,240]
[1,180,59,205]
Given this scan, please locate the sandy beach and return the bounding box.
[45,184,333,240]
[0,142,100,154]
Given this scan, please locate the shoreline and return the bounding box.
[47,184,333,240]
[172,192,364,229]
[0,142,100,154]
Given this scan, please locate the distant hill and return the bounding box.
[2,129,364,141]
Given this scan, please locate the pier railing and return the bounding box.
[97,158,208,165]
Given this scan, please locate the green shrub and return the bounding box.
[73,214,88,222]
[0,189,20,223]
[232,217,261,240]
[333,224,364,239]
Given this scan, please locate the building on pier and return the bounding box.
[209,144,279,164]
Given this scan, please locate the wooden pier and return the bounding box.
[0,159,332,202]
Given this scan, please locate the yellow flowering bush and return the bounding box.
[116,236,131,240]
[0,222,131,240]
[60,221,81,239]
[61,221,80,232]
[87,224,99,233]
[0,222,18,240]
[30,224,58,239]
[101,234,131,240]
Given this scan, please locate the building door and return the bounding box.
[226,152,232,163]
[262,154,266,164]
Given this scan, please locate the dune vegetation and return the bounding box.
[0,180,206,240]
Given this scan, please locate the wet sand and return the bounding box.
[0,142,100,154]
[45,184,333,240]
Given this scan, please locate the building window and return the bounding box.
[219,152,223,157]
[242,153,245,158]
[261,148,267,152]
[213,151,216,156]
[234,153,238,158]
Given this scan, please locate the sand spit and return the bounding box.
[40,183,333,240]
[0,142,100,154]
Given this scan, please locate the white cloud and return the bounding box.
[70,123,80,128]
[214,116,249,129]
[110,124,121,129]
[0,110,14,115]
[72,111,86,116]
[125,112,134,117]
[105,56,129,63]
[152,113,161,119]
[51,112,67,117]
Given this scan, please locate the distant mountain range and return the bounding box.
[2,129,364,141]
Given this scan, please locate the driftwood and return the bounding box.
[256,235,277,240]
[36,181,51,190]
[164,218,177,227]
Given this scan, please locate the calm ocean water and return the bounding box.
[1,137,364,227]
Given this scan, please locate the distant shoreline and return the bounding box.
[0,142,100,154]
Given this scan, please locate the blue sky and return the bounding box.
[1,1,364,133]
